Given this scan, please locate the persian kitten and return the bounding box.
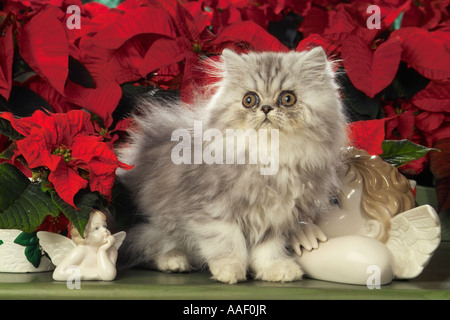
[117,47,348,284]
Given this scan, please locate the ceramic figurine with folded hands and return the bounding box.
[292,148,441,285]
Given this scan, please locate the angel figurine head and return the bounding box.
[319,147,416,242]
[38,209,126,281]
[296,148,441,285]
[70,210,112,246]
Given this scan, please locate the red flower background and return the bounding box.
[0,0,449,235]
[1,110,132,207]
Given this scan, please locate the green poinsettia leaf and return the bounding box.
[108,179,141,230]
[4,87,54,118]
[14,232,42,268]
[339,72,383,122]
[0,163,60,232]
[392,12,404,30]
[50,189,100,237]
[0,118,24,140]
[68,55,96,89]
[380,140,437,167]
[24,241,43,268]
[0,141,17,160]
[13,231,39,246]
[381,62,430,101]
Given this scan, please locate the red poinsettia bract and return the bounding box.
[0,110,132,207]
[347,119,386,156]
[0,0,448,179]
[35,213,70,234]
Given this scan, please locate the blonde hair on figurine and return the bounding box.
[344,148,415,242]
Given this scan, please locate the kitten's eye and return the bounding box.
[279,91,296,107]
[242,92,259,108]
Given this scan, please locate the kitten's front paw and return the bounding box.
[155,250,191,273]
[253,259,303,282]
[209,258,247,284]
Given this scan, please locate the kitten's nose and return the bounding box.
[261,105,274,114]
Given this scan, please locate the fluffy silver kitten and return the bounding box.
[117,47,348,284]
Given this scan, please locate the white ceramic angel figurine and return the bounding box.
[37,210,126,281]
[292,148,441,285]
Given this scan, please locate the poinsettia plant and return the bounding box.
[0,0,448,253]
[0,109,132,231]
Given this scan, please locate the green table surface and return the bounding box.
[0,241,448,300]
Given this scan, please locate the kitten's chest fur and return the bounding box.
[203,161,305,245]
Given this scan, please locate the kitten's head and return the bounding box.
[206,48,346,140]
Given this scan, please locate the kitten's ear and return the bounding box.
[221,49,243,73]
[300,46,329,73]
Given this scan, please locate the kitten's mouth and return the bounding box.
[260,117,274,128]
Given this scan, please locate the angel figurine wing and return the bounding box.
[37,231,76,266]
[385,205,441,279]
[112,231,126,250]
